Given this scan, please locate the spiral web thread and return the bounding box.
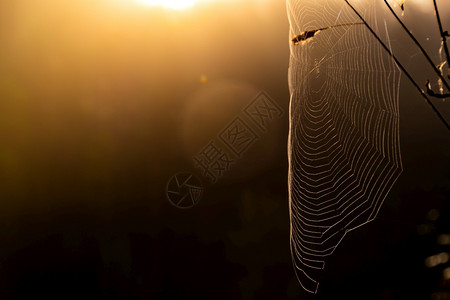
[287,0,402,293]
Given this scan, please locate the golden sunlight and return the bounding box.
[137,0,197,10]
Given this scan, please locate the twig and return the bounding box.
[291,23,364,45]
[433,0,450,71]
[383,0,450,93]
[344,0,450,132]
[426,80,450,99]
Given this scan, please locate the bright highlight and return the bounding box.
[137,0,197,10]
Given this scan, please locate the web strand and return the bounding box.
[287,0,403,293]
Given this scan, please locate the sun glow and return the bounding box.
[137,0,197,10]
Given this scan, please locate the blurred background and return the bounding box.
[0,0,448,299]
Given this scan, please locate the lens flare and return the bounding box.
[137,0,197,10]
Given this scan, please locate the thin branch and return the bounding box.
[383,0,450,93]
[433,0,450,70]
[344,0,450,132]
[291,23,364,45]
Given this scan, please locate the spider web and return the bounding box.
[287,0,403,293]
